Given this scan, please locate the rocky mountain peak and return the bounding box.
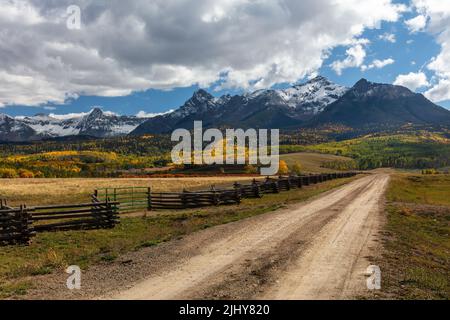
[350,78,415,99]
[88,107,104,118]
[191,89,214,102]
[0,113,11,121]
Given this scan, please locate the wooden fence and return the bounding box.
[30,201,119,232]
[0,204,34,245]
[0,199,119,245]
[126,172,357,212]
[1,171,356,245]
[150,189,241,210]
[95,187,151,213]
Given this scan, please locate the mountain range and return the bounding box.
[131,76,450,135]
[0,108,147,142]
[1,76,450,142]
[131,76,348,134]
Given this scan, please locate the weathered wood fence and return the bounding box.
[101,172,356,212]
[0,198,119,245]
[1,171,356,245]
[0,203,34,245]
[95,187,151,213]
[150,189,241,210]
[30,201,119,232]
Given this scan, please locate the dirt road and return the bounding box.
[110,173,389,300]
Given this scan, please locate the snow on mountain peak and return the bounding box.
[276,76,348,113]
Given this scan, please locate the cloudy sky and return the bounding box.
[1,0,450,117]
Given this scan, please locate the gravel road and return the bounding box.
[110,173,389,300]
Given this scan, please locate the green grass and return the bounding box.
[387,174,450,206]
[0,176,356,298]
[281,132,450,170]
[373,174,450,300]
[280,152,355,173]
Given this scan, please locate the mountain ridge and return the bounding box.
[131,76,348,135]
[0,108,148,141]
[1,77,450,142]
[311,78,450,128]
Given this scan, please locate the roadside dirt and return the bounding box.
[22,173,389,300]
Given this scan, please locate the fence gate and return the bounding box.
[95,187,151,213]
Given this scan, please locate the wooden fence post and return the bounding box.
[296,176,302,188]
[181,189,187,209]
[147,187,152,211]
[213,190,219,206]
[20,205,31,245]
[235,187,241,204]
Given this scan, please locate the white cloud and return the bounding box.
[425,79,450,102]
[409,0,450,102]
[331,44,367,75]
[0,0,407,107]
[405,15,427,33]
[48,108,117,119]
[361,58,395,71]
[136,110,174,118]
[393,72,429,91]
[379,33,396,43]
[48,111,90,120]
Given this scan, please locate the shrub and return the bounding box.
[422,169,438,175]
[278,160,289,175]
[0,168,18,178]
[290,161,303,175]
[18,169,35,178]
[34,171,45,178]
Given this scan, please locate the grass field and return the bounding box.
[373,174,450,299]
[0,176,260,207]
[281,132,450,170]
[280,152,354,173]
[0,176,357,298]
[0,151,353,207]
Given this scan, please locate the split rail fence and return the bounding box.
[94,172,357,212]
[1,171,356,245]
[0,198,119,245]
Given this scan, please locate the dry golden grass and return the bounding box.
[0,176,258,206]
[280,152,353,173]
[0,151,353,206]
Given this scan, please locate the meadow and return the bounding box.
[279,152,356,173]
[0,176,259,207]
[281,132,450,170]
[372,174,450,299]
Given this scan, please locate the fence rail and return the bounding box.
[1,171,356,246]
[0,204,34,245]
[30,201,119,232]
[132,172,357,211]
[0,200,119,245]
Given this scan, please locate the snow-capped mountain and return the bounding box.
[0,108,149,142]
[132,76,348,134]
[169,89,221,119]
[276,76,348,114]
[19,113,81,137]
[72,108,146,137]
[0,113,40,142]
